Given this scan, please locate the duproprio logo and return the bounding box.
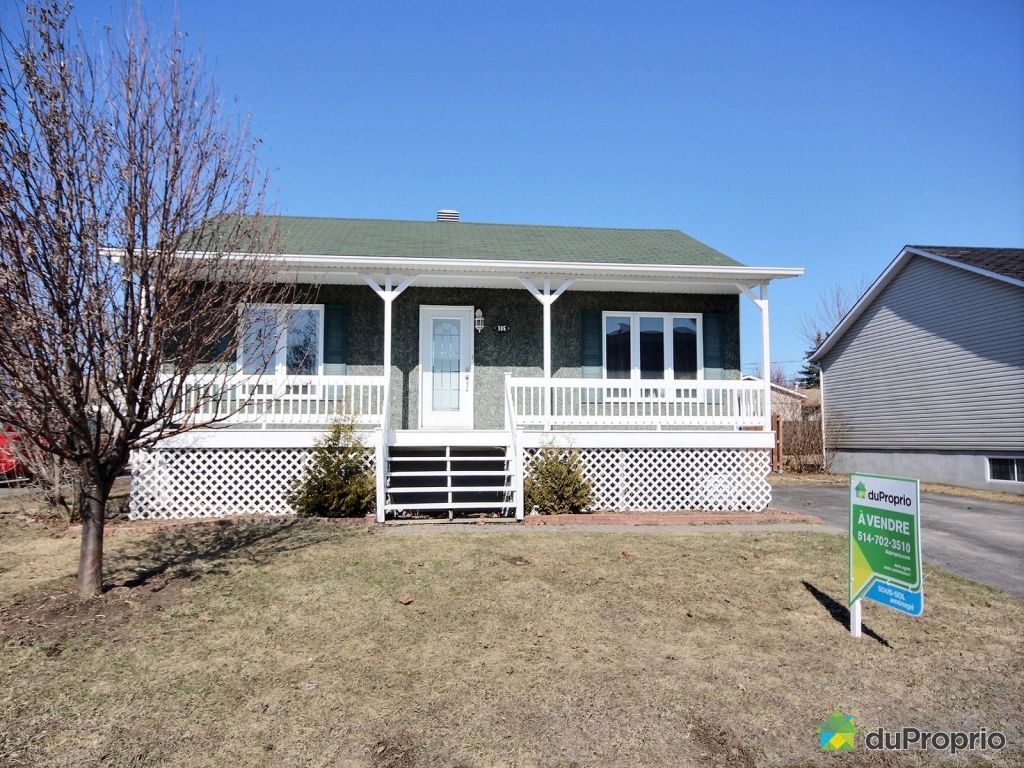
[818,710,859,751]
[855,480,912,507]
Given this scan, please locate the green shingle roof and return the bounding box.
[262,216,743,267]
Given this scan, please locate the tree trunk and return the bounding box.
[50,454,61,508]
[76,489,107,599]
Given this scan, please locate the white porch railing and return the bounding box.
[506,377,767,429]
[171,374,388,426]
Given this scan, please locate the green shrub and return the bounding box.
[288,420,375,518]
[524,445,594,515]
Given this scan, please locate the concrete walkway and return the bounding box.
[770,481,1024,599]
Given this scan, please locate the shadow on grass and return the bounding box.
[801,580,891,647]
[105,519,337,591]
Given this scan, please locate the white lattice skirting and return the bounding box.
[523,446,772,512]
[130,445,771,519]
[129,448,375,520]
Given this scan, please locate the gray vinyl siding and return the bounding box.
[819,256,1024,451]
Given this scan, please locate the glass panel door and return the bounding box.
[605,315,631,379]
[431,318,461,412]
[286,308,321,375]
[241,306,279,376]
[639,316,666,379]
[420,306,474,428]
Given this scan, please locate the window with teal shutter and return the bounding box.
[323,304,348,375]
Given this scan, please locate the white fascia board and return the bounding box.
[154,427,774,449]
[809,245,1024,364]
[156,428,345,449]
[182,250,803,285]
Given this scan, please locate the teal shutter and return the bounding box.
[580,309,603,378]
[580,309,603,404]
[323,304,348,374]
[703,313,724,380]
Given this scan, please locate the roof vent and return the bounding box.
[436,209,460,223]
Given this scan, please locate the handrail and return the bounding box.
[170,373,388,426]
[504,373,524,520]
[506,376,766,429]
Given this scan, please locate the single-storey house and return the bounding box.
[130,212,803,520]
[809,245,1024,494]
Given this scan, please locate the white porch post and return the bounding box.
[759,282,771,431]
[543,281,552,380]
[519,277,574,430]
[361,273,416,521]
[738,282,773,432]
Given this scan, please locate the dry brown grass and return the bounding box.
[769,472,1024,505]
[1,517,1021,767]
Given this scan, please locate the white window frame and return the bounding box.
[238,303,325,377]
[601,311,704,382]
[986,456,1024,484]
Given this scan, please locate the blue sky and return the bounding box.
[54,1,1024,376]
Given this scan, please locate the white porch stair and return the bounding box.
[384,443,517,520]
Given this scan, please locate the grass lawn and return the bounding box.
[1,516,1021,767]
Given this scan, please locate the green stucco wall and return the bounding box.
[390,287,544,430]
[293,284,740,430]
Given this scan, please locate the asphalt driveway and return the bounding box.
[770,481,1024,599]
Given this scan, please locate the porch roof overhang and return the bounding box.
[223,252,804,294]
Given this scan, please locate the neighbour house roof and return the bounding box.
[809,245,1024,363]
[741,375,808,400]
[909,246,1024,282]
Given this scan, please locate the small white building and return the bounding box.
[741,376,808,421]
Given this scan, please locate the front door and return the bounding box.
[419,306,474,428]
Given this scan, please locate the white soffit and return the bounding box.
[251,253,802,292]
[269,271,755,294]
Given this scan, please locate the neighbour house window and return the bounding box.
[240,304,323,376]
[988,457,1024,483]
[602,312,702,381]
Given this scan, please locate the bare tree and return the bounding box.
[795,279,869,388]
[747,363,791,387]
[0,2,287,598]
[770,364,790,388]
[797,280,867,348]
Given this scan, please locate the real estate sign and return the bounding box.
[849,473,923,617]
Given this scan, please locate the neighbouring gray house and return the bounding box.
[809,246,1024,494]
[130,212,804,520]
